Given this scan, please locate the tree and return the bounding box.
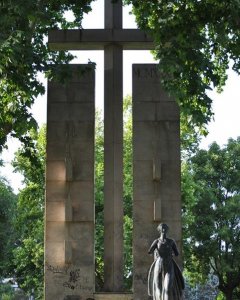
[0,0,94,150]
[125,0,240,130]
[2,0,240,151]
[11,126,46,298]
[0,176,17,278]
[182,138,240,300]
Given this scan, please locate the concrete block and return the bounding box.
[46,201,65,222]
[66,181,95,221]
[133,121,180,161]
[160,160,181,186]
[68,122,94,142]
[45,241,65,264]
[133,89,172,103]
[69,181,94,203]
[133,121,155,142]
[133,160,152,182]
[47,121,94,144]
[46,221,66,242]
[45,64,95,299]
[72,160,94,181]
[48,83,67,103]
[157,102,180,121]
[66,222,94,243]
[134,102,179,122]
[46,161,66,181]
[69,103,95,121]
[48,103,94,121]
[70,141,94,162]
[133,84,173,103]
[161,200,182,221]
[72,200,94,222]
[47,121,67,143]
[47,143,66,161]
[72,240,94,266]
[46,181,68,202]
[132,64,161,82]
[67,83,95,102]
[45,263,94,299]
[67,64,95,83]
[133,222,157,248]
[133,180,155,200]
[48,141,93,164]
[133,102,157,121]
[132,64,174,101]
[133,199,154,223]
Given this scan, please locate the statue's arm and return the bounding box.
[148,239,158,254]
[172,240,179,257]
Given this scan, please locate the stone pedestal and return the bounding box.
[45,65,95,299]
[132,64,181,300]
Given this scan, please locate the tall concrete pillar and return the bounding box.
[103,0,124,292]
[45,65,95,300]
[132,64,181,300]
[104,44,124,292]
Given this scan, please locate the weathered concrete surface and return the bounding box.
[48,29,154,51]
[45,65,95,299]
[104,44,124,292]
[103,0,124,291]
[132,64,181,300]
[47,0,155,294]
[94,293,133,300]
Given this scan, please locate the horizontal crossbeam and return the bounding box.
[48,29,154,50]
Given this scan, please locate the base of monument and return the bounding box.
[94,293,133,300]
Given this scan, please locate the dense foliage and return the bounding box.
[0,0,94,150]
[182,138,240,300]
[10,126,46,298]
[125,0,240,130]
[0,177,17,278]
[1,0,240,151]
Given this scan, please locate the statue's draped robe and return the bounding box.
[148,238,184,300]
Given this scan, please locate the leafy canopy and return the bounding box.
[2,0,240,151]
[10,126,46,298]
[182,137,240,299]
[0,176,17,278]
[125,0,240,129]
[0,0,94,150]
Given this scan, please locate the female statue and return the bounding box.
[148,223,184,300]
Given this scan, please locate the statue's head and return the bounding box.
[157,223,169,234]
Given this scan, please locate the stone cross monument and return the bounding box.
[45,1,182,299]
